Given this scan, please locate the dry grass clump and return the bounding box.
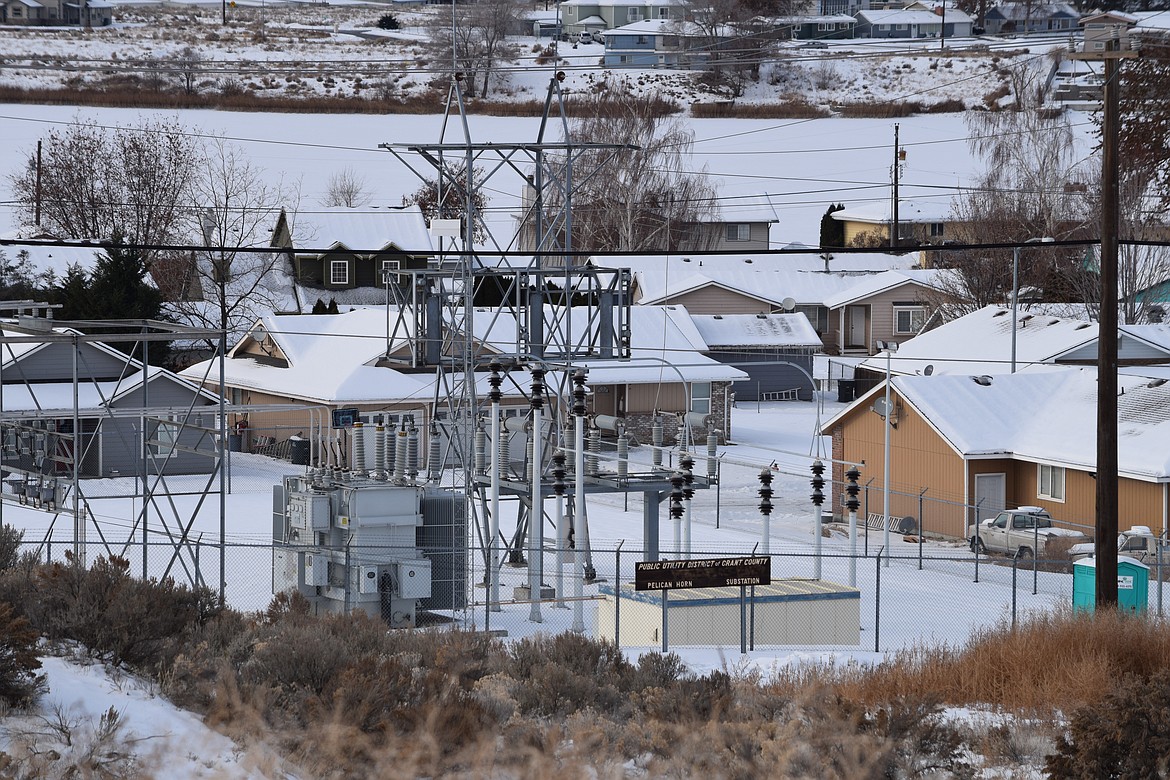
[836,101,921,118]
[691,100,830,119]
[768,606,1170,713]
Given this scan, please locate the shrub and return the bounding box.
[376,14,399,30]
[0,601,45,707]
[1046,669,1170,778]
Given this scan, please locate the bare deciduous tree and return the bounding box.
[321,167,372,208]
[8,117,199,265]
[167,139,299,352]
[541,84,719,253]
[426,0,521,97]
[923,109,1091,319]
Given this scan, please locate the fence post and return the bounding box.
[615,542,622,649]
[874,546,883,653]
[739,585,746,654]
[661,588,668,653]
[1012,550,1019,630]
[864,479,872,557]
[1158,539,1163,618]
[485,542,491,635]
[918,488,927,570]
[749,584,756,651]
[973,498,983,584]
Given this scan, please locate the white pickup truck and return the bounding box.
[1068,526,1165,563]
[968,506,1088,558]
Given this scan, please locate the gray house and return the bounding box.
[854,3,973,37]
[1,319,222,482]
[982,2,1079,34]
[692,313,822,401]
[560,0,686,36]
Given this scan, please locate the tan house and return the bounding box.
[823,369,1170,541]
[830,199,960,249]
[822,270,946,356]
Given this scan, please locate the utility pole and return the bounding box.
[891,124,903,248]
[1072,28,1137,610]
[34,140,41,228]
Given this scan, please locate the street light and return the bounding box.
[875,340,898,567]
[1011,237,1055,373]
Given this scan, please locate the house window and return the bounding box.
[725,223,750,242]
[795,305,828,334]
[627,7,641,21]
[330,260,349,285]
[637,35,648,44]
[1038,464,1065,501]
[662,35,678,46]
[658,7,668,18]
[929,222,945,237]
[878,24,889,31]
[154,415,180,459]
[690,382,712,415]
[380,259,400,284]
[893,305,926,335]
[896,23,907,30]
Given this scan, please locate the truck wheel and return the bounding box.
[1017,546,1033,559]
[970,537,986,554]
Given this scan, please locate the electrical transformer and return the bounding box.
[272,468,465,628]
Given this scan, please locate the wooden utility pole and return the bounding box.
[34,140,42,227]
[1072,29,1137,609]
[891,123,901,248]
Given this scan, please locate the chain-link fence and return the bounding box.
[17,533,1170,654]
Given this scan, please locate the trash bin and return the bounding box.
[837,380,856,403]
[228,434,243,452]
[289,436,309,466]
[1073,555,1149,614]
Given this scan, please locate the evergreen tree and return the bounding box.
[82,239,167,364]
[51,263,92,321]
[819,203,846,248]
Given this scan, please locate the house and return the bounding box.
[782,14,859,40]
[0,0,111,25]
[821,269,948,356]
[982,2,1079,35]
[823,369,1170,541]
[559,0,686,36]
[179,305,747,454]
[601,19,699,68]
[1,314,222,481]
[270,205,435,310]
[691,313,822,401]
[854,305,1170,382]
[515,184,777,251]
[854,3,973,38]
[1080,11,1138,52]
[830,198,958,247]
[604,251,921,352]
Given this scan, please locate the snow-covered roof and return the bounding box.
[562,0,685,7]
[284,205,433,255]
[858,305,1099,377]
[2,366,219,414]
[987,2,1078,21]
[1080,10,1139,25]
[828,368,1170,481]
[691,313,821,349]
[714,193,779,224]
[604,252,919,308]
[184,304,746,405]
[821,269,948,310]
[601,19,702,37]
[1132,11,1170,31]
[830,198,954,225]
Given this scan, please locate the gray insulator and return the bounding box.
[427,431,441,481]
[587,427,601,477]
[677,421,687,450]
[394,429,408,483]
[498,423,509,477]
[651,420,663,468]
[385,426,397,476]
[375,425,387,480]
[474,422,487,475]
[525,430,534,475]
[407,424,419,481]
[352,423,366,474]
[707,431,719,478]
[617,434,629,480]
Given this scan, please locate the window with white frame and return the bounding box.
[330,260,349,285]
[627,7,641,21]
[380,259,400,284]
[637,35,648,44]
[658,7,668,18]
[690,382,711,415]
[893,305,926,335]
[929,222,945,237]
[896,23,907,30]
[1038,464,1065,501]
[725,223,750,242]
[154,415,180,458]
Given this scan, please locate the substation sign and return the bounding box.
[634,556,771,591]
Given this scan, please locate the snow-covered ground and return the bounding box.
[0,393,1124,777]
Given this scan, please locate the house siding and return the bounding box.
[708,350,816,401]
[7,343,132,383]
[667,287,775,315]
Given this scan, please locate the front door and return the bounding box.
[846,305,867,350]
[973,473,1006,523]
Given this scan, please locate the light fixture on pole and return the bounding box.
[875,340,898,567]
[1011,237,1055,373]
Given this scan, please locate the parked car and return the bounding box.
[968,506,1088,558]
[1068,526,1166,563]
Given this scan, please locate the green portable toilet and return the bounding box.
[1072,555,1149,614]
